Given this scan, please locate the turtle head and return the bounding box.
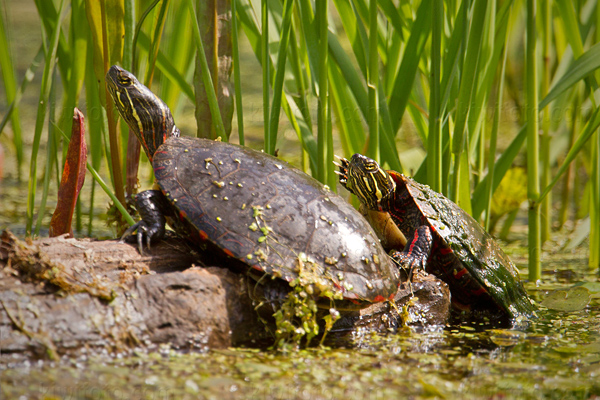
[342,154,395,211]
[106,65,180,162]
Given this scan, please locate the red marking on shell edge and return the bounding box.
[373,295,385,302]
[251,264,263,272]
[453,268,468,279]
[471,286,488,296]
[223,248,234,258]
[179,210,187,221]
[349,299,360,305]
[198,230,209,240]
[333,281,343,290]
[388,293,395,301]
[439,247,453,255]
[407,230,420,256]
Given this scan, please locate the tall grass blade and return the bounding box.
[539,105,600,202]
[540,42,600,109]
[268,0,294,154]
[526,0,541,281]
[472,126,527,219]
[261,0,271,150]
[26,0,66,236]
[428,0,443,192]
[0,47,43,147]
[450,0,488,202]
[35,76,59,235]
[0,8,23,180]
[327,34,402,171]
[85,44,106,236]
[232,0,244,144]
[55,119,136,227]
[484,43,508,231]
[186,0,226,139]
[388,0,431,134]
[122,0,134,70]
[366,0,379,160]
[316,0,329,184]
[591,0,600,270]
[137,31,195,101]
[540,0,552,243]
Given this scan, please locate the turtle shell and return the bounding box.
[387,172,535,320]
[152,136,399,308]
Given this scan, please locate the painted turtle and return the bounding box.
[106,66,399,310]
[336,153,536,321]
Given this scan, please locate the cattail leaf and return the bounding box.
[50,109,88,238]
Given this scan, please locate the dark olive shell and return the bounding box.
[152,136,399,307]
[389,173,535,319]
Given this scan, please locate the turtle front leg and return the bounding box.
[121,190,170,253]
[389,225,433,281]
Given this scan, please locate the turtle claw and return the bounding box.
[120,219,164,255]
[333,156,352,192]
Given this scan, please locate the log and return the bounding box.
[0,230,450,363]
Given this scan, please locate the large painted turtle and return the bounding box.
[106,66,399,310]
[336,154,536,321]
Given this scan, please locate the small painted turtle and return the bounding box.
[106,66,399,309]
[336,153,536,321]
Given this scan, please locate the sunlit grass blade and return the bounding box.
[526,0,541,281]
[316,0,329,184]
[555,0,584,58]
[0,9,23,180]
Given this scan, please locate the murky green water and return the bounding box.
[2,233,599,400]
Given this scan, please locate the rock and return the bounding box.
[0,230,450,363]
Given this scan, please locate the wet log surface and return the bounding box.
[0,230,450,364]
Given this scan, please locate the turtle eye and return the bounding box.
[118,74,132,86]
[364,161,377,171]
